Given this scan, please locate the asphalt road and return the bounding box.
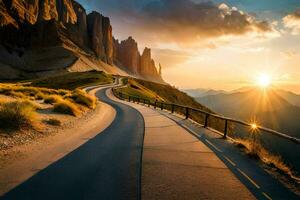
[1,87,145,200]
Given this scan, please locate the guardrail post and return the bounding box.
[137,98,140,104]
[154,101,157,109]
[224,119,228,138]
[204,114,209,127]
[161,102,163,110]
[185,107,189,119]
[171,104,175,113]
[129,96,131,102]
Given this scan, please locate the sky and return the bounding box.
[78,0,300,93]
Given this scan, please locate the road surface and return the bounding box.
[2,86,145,200]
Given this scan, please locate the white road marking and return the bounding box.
[205,139,223,152]
[182,124,201,138]
[262,192,272,200]
[237,168,260,189]
[223,156,236,166]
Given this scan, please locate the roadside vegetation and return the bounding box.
[30,71,114,90]
[0,100,38,130]
[234,139,300,183]
[0,83,97,133]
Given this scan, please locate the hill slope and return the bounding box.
[197,88,300,138]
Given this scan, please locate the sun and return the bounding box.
[257,73,272,88]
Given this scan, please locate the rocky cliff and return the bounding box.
[114,37,163,82]
[0,0,163,82]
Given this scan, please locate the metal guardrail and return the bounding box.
[112,88,300,145]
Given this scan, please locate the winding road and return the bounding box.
[1,83,299,200]
[2,86,145,200]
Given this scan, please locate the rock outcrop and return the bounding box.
[115,38,163,82]
[114,37,140,74]
[87,12,113,64]
[0,0,163,82]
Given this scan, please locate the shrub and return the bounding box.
[53,100,80,116]
[44,118,61,126]
[35,92,45,100]
[71,89,96,109]
[0,100,37,130]
[9,91,28,99]
[57,89,69,96]
[44,95,63,104]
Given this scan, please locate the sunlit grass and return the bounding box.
[70,89,97,109]
[53,100,81,116]
[234,139,295,178]
[0,100,38,131]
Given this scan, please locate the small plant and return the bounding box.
[9,91,28,99]
[71,89,96,109]
[35,92,45,100]
[0,100,37,130]
[44,95,63,104]
[53,100,80,116]
[44,118,61,126]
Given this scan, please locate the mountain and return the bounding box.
[276,89,300,107]
[184,88,226,98]
[0,0,163,82]
[196,87,300,138]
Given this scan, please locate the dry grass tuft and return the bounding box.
[53,100,80,116]
[0,100,38,131]
[44,95,63,104]
[234,139,293,177]
[71,89,96,109]
[44,118,61,126]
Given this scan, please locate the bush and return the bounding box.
[71,89,96,109]
[53,100,80,116]
[44,118,61,126]
[9,91,28,99]
[35,92,45,100]
[0,100,37,130]
[44,95,63,104]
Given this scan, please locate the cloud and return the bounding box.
[140,1,273,42]
[83,0,275,47]
[280,50,296,59]
[283,9,300,35]
[152,48,194,68]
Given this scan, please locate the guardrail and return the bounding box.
[112,89,300,145]
[112,87,300,174]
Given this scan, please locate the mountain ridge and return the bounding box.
[0,0,163,83]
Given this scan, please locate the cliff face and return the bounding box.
[87,12,113,64]
[114,37,140,74]
[115,38,162,82]
[0,0,163,82]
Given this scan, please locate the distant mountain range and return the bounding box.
[184,88,227,98]
[189,87,300,138]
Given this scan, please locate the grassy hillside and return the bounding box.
[30,71,114,90]
[126,78,213,113]
[115,78,228,133]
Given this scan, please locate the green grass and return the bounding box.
[0,100,37,131]
[31,71,114,90]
